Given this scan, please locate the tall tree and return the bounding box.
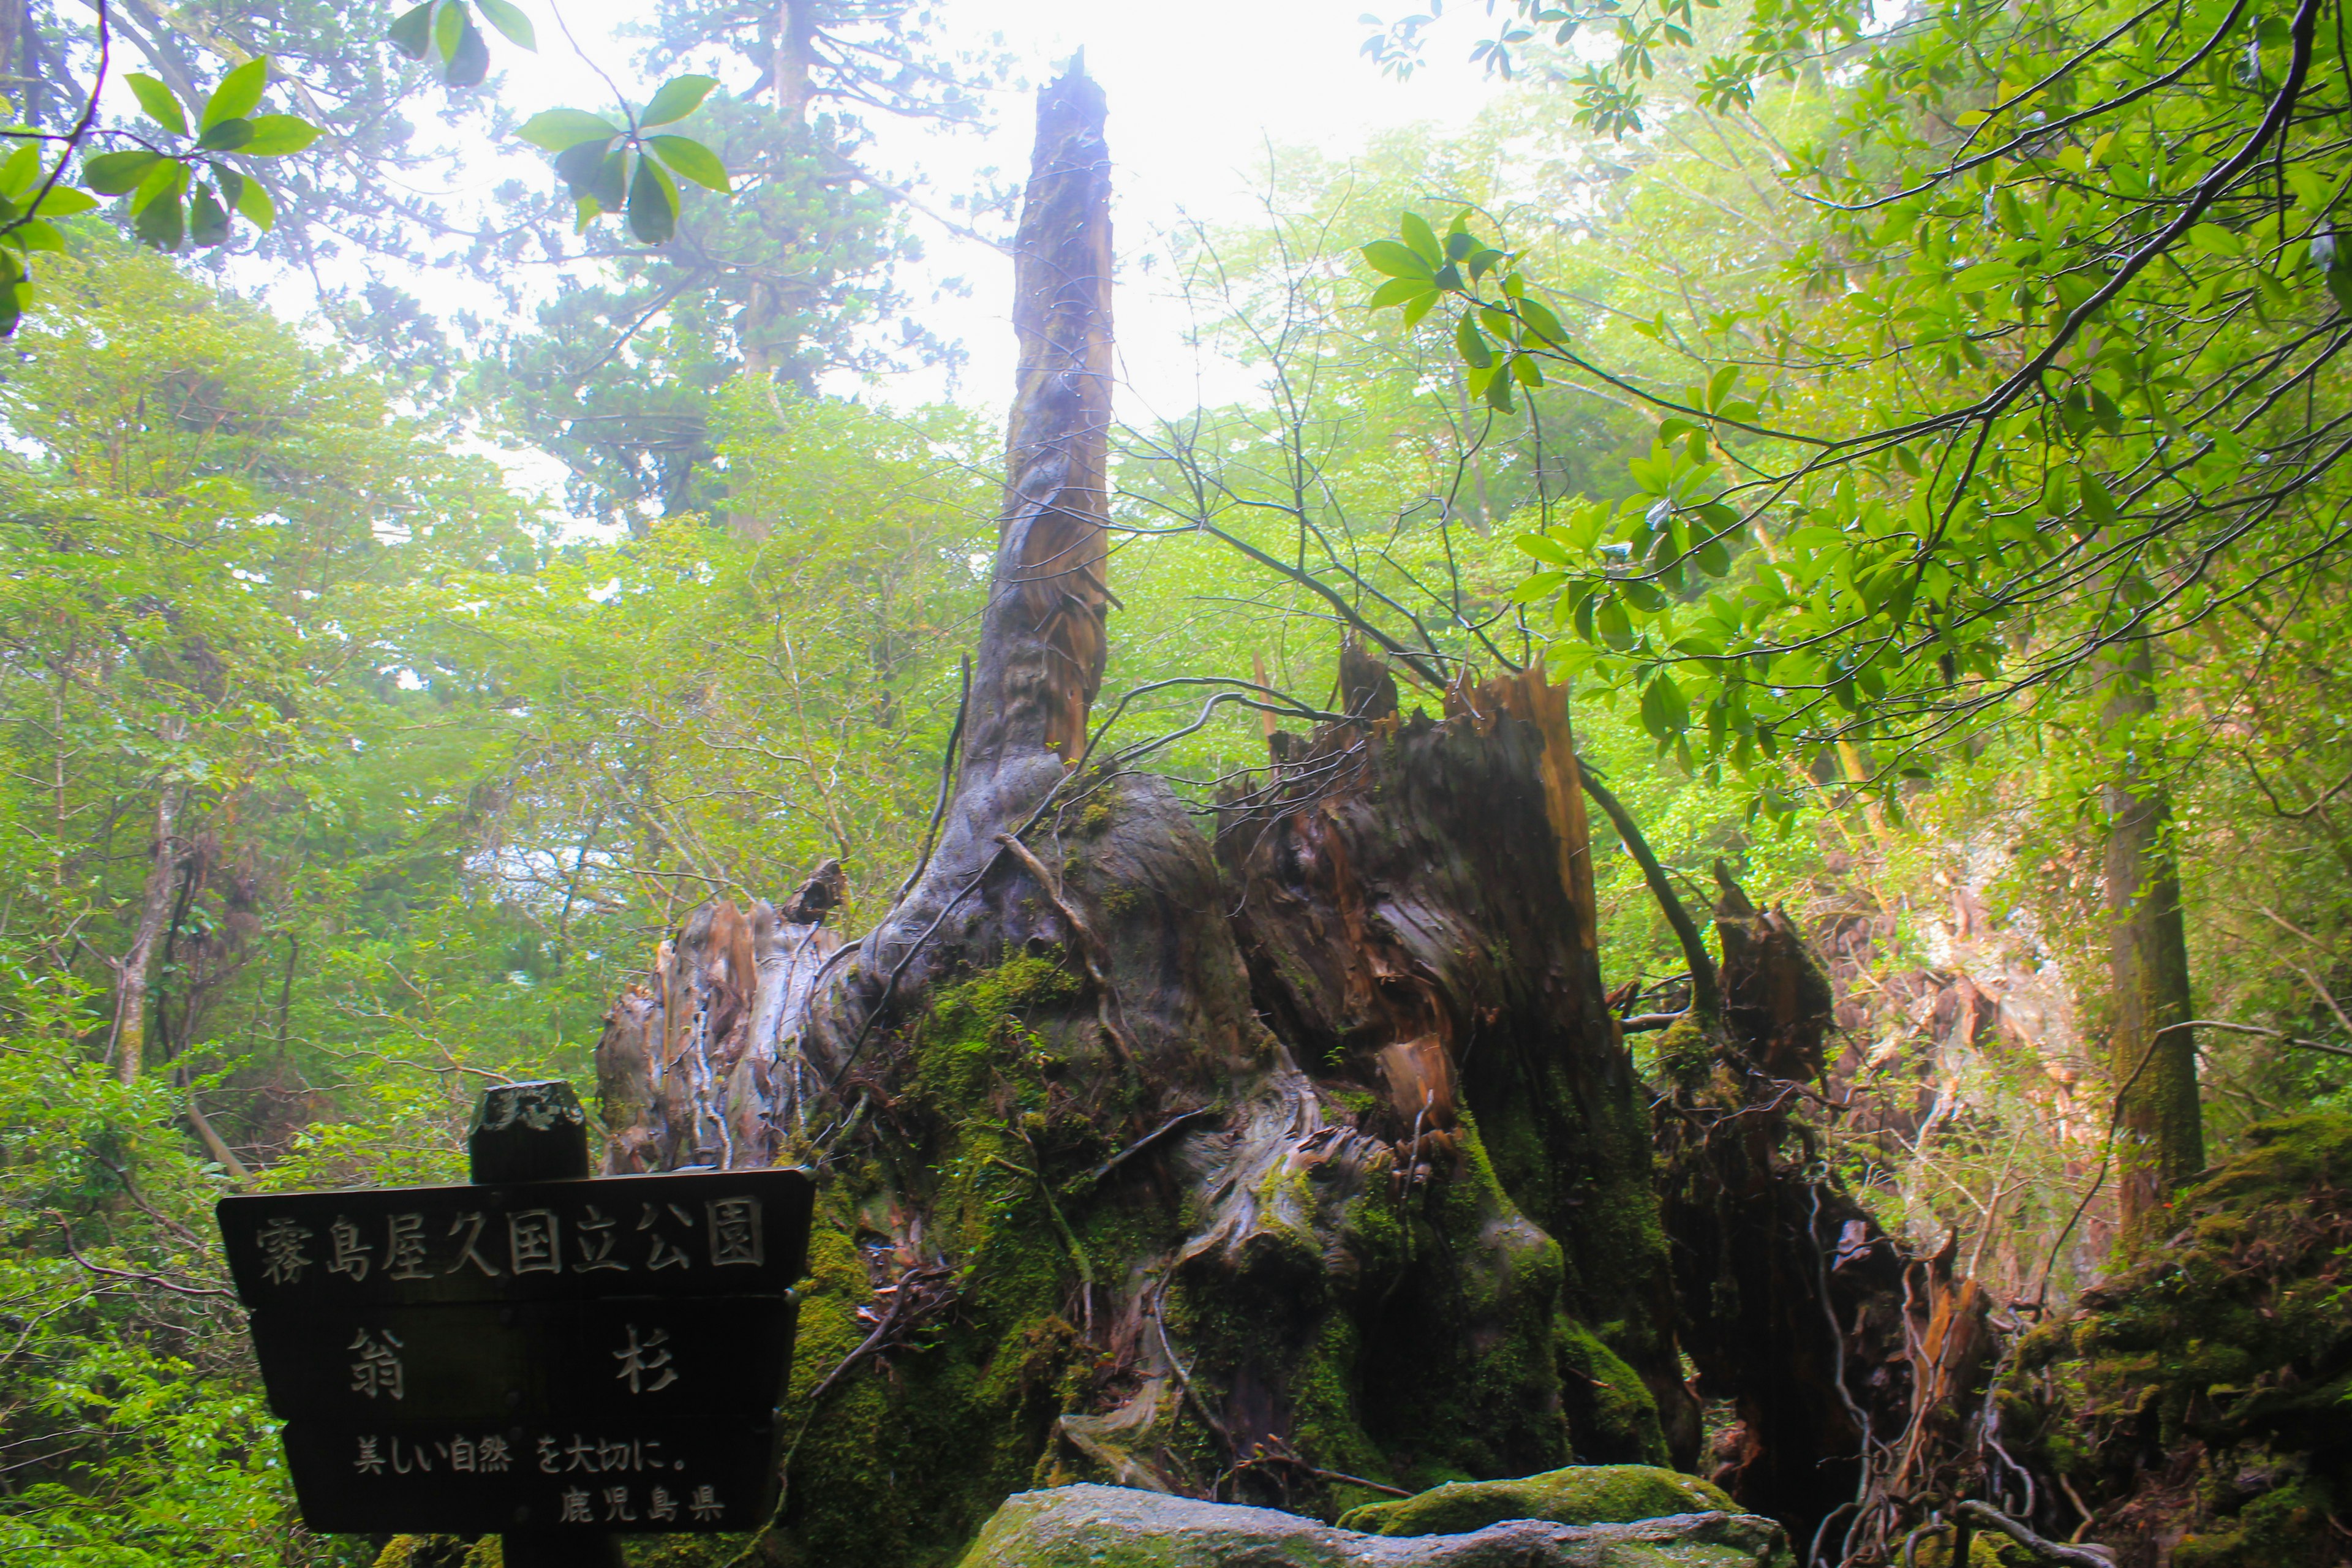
[488,0,1007,524]
[2098,643,2205,1226]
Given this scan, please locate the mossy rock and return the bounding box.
[956,1482,1788,1568]
[1338,1464,1737,1536]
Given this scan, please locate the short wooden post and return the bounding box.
[469,1081,627,1568]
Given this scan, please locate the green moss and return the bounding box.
[1336,1463,1737,1535]
[2000,1114,2352,1558]
[1557,1316,1667,1464]
[2174,1480,2335,1567]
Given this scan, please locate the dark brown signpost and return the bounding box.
[217,1081,811,1565]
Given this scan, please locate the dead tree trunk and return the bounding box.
[589,67,1707,1567]
[1654,874,1993,1565]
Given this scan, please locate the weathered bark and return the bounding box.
[113,772,184,1085]
[582,69,1745,1568]
[963,66,1112,772]
[1654,876,1992,1564]
[2097,641,2203,1231]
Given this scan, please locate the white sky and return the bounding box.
[847,0,1496,418]
[211,2,1502,508]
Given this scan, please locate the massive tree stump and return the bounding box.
[583,63,1766,1568]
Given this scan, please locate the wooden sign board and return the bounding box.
[220,1163,812,1536]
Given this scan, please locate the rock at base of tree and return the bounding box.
[956,1482,1792,1568]
[1336,1463,1740,1535]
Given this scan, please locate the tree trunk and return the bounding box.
[589,67,1705,1567]
[113,769,183,1087]
[2097,641,2203,1231]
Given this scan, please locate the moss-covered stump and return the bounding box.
[1336,1464,1736,1536]
[955,1483,1790,1568]
[2000,1113,2352,1567]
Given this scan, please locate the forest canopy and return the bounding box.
[2,0,2350,1564]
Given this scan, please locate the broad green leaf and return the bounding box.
[1518,297,1567,345]
[1950,259,2018,290]
[388,1,435,59]
[1367,277,1430,310]
[28,181,90,214]
[128,157,187,215]
[189,184,231,247]
[1596,598,1634,650]
[1517,532,1570,565]
[132,189,184,250]
[519,109,620,153]
[554,139,624,208]
[0,144,36,200]
[231,172,275,230]
[1362,240,1433,281]
[127,74,188,135]
[1399,211,1442,265]
[197,118,254,152]
[2185,222,2242,258]
[644,135,728,193]
[476,0,537,49]
[640,74,720,127]
[626,153,679,243]
[12,218,62,252]
[434,0,464,61]
[447,15,490,85]
[1455,311,1493,369]
[83,149,164,195]
[1483,364,1515,411]
[201,58,267,131]
[238,116,319,156]
[1705,363,1738,410]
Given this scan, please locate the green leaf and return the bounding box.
[127,157,186,216]
[434,0,464,61]
[2185,222,2242,258]
[640,74,720,127]
[202,57,267,131]
[1400,290,1440,328]
[1517,532,1570,565]
[447,15,490,85]
[626,152,679,243]
[475,0,537,49]
[1455,311,1493,370]
[1362,240,1433,281]
[83,149,164,195]
[230,171,274,230]
[1399,211,1442,265]
[644,135,728,193]
[126,74,188,136]
[133,189,184,250]
[188,184,230,247]
[1705,363,1737,411]
[1368,277,1431,310]
[1950,259,2018,290]
[1596,598,1634,650]
[519,108,620,153]
[238,116,319,156]
[0,145,37,202]
[1518,297,1567,345]
[197,117,254,152]
[29,184,96,217]
[2080,469,2116,527]
[554,140,624,208]
[1483,365,1515,412]
[12,218,62,252]
[388,1,436,59]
